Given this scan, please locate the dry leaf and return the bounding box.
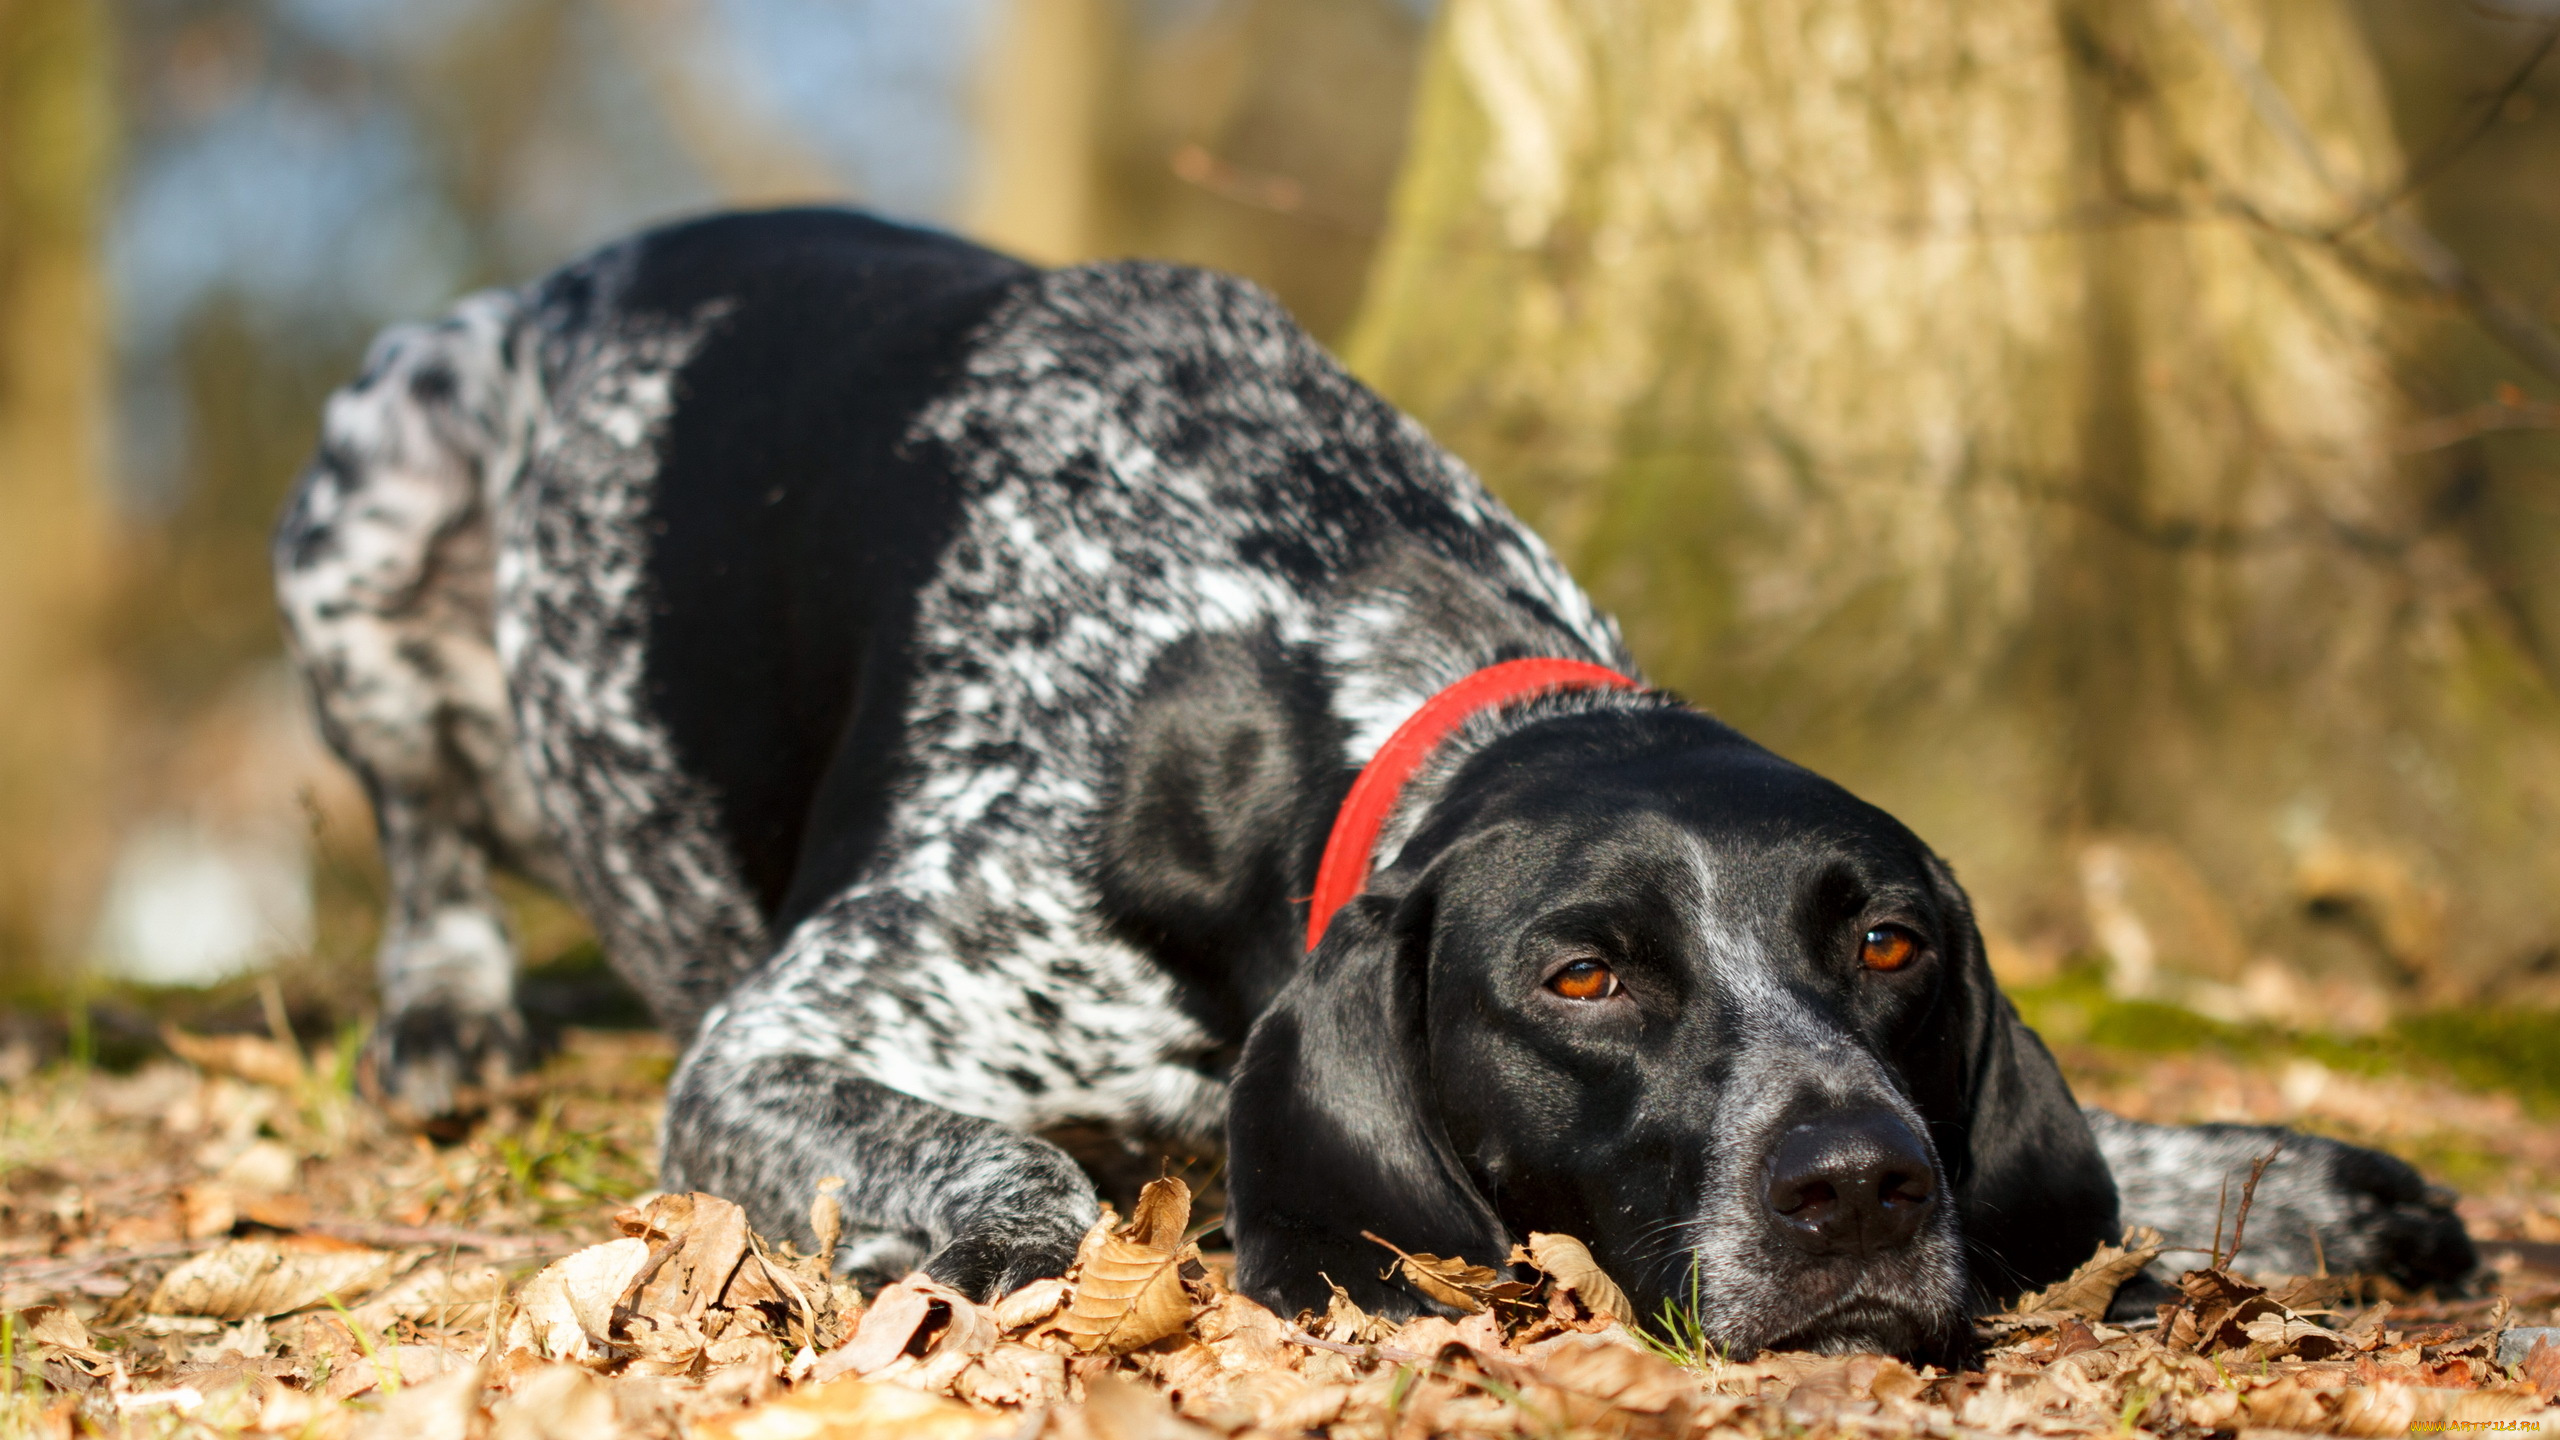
[1364,1230,1532,1315]
[1192,1291,1289,1370]
[163,1026,305,1089]
[694,1376,1013,1440]
[348,1261,507,1332]
[2162,1264,2280,1352]
[178,1185,237,1239]
[1186,1367,1347,1434]
[2523,1336,2560,1403]
[490,1363,628,1440]
[149,1235,405,1320]
[991,1276,1070,1332]
[1063,1372,1222,1440]
[1528,1337,1703,1429]
[1312,1281,1397,1345]
[350,1360,484,1440]
[215,1139,304,1194]
[2012,1227,2164,1321]
[1056,1178,1198,1354]
[323,1343,471,1400]
[615,1191,760,1328]
[504,1237,654,1362]
[951,1339,1070,1407]
[815,1273,997,1382]
[2240,1311,2353,1360]
[1523,1232,1636,1324]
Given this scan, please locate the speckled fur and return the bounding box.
[2086,1110,2473,1280]
[277,210,2469,1328]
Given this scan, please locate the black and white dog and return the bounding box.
[275,209,2472,1360]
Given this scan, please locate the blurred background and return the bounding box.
[5,0,2560,1095]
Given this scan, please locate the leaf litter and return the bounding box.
[0,1025,2555,1437]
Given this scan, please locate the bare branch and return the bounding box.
[2223,1145,2284,1271]
[2340,19,2560,229]
[2177,0,2560,386]
[2398,395,2560,453]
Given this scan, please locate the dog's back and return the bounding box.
[277,206,2474,1335]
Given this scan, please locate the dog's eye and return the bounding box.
[1548,959,1620,1000]
[1860,926,1920,972]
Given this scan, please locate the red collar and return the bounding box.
[1304,657,1640,951]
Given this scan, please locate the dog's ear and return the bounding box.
[1920,857,2121,1302]
[1226,879,1510,1320]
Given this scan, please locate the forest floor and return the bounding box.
[1,1000,2558,1439]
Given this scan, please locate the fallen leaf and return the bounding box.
[163,1026,305,1089]
[1192,1290,1289,1370]
[1528,1336,1704,1430]
[1056,1178,1198,1354]
[2012,1228,2164,1321]
[2240,1310,2354,1361]
[490,1363,627,1440]
[951,1339,1069,1407]
[323,1343,471,1400]
[1311,1281,1397,1345]
[814,1273,997,1381]
[350,1359,484,1440]
[16,1305,109,1376]
[2163,1265,2279,1352]
[177,1185,237,1239]
[1363,1231,1532,1315]
[693,1375,1012,1440]
[348,1261,508,1330]
[1522,1232,1635,1324]
[503,1237,654,1362]
[148,1235,406,1320]
[991,1276,1070,1332]
[615,1191,761,1329]
[1064,1372,1222,1440]
[215,1139,304,1194]
[2522,1336,2560,1403]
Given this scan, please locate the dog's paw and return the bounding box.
[923,1221,1089,1303]
[2292,1134,2477,1292]
[361,1002,535,1139]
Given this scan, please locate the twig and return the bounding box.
[2397,397,2560,453]
[0,1244,201,1288]
[303,1221,554,1256]
[1285,1327,1428,1365]
[0,1222,553,1295]
[2223,1145,2285,1270]
[2342,19,2560,229]
[2175,0,2560,385]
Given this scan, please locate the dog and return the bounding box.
[274,208,2474,1361]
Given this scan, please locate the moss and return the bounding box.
[2009,961,2560,1114]
[2390,1009,2560,1110]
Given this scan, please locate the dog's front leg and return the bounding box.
[662,1040,1099,1300]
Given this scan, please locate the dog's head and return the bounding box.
[1227,701,2116,1362]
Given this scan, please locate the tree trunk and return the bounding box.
[1349,0,2560,1006]
[0,0,120,980]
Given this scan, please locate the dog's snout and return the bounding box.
[1763,1111,1937,1257]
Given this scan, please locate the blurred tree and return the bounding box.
[965,0,1112,263]
[0,0,121,980]
[1350,0,2560,1003]
[966,0,1425,342]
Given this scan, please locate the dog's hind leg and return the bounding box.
[274,292,557,1129]
[2084,1108,2477,1289]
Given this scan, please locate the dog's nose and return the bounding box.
[1763,1111,1937,1256]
